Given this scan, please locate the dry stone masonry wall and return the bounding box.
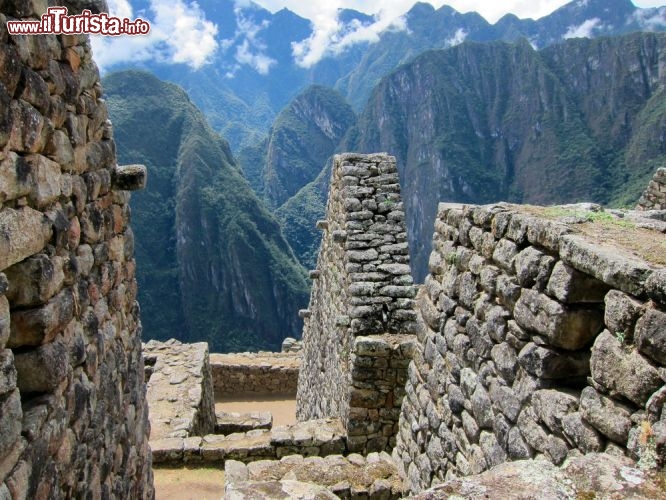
[297,153,418,454]
[0,1,152,498]
[211,350,300,396]
[637,167,666,211]
[394,201,666,493]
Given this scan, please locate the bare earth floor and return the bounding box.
[215,392,298,427]
[154,395,297,499]
[153,466,225,500]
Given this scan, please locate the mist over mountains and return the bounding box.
[102,0,666,350]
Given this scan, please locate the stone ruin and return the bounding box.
[2,0,665,496]
[297,153,417,455]
[637,167,666,211]
[0,0,152,498]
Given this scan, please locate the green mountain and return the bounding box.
[260,85,355,208]
[237,85,355,268]
[345,32,666,280]
[103,70,309,352]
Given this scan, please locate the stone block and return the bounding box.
[532,389,578,436]
[0,207,52,271]
[635,308,666,365]
[645,269,666,304]
[559,234,653,297]
[0,152,31,203]
[150,437,184,463]
[590,330,662,406]
[518,342,590,380]
[13,340,70,393]
[0,390,21,458]
[0,296,8,349]
[561,412,604,453]
[580,386,632,444]
[603,290,644,339]
[5,254,64,307]
[514,247,555,290]
[8,287,74,347]
[0,350,16,396]
[514,289,604,350]
[546,261,609,303]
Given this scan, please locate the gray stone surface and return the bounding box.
[0,8,153,496]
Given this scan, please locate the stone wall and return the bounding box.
[143,339,215,440]
[297,153,418,454]
[637,167,666,211]
[211,351,300,396]
[393,202,666,493]
[0,2,153,498]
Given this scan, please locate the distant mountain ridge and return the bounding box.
[109,0,666,150]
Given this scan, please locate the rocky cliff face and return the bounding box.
[238,85,355,268]
[104,71,309,352]
[260,85,355,209]
[347,32,666,280]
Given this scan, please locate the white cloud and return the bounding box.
[91,0,218,72]
[631,7,666,30]
[563,17,601,39]
[445,28,468,47]
[235,39,276,74]
[291,6,408,68]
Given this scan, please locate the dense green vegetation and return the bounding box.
[104,70,309,352]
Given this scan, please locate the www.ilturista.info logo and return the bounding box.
[6,7,150,36]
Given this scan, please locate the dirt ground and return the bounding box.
[154,395,297,498]
[153,466,225,500]
[215,392,297,427]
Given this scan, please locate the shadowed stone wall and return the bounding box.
[0,1,153,497]
[296,153,418,454]
[637,167,666,211]
[394,202,666,493]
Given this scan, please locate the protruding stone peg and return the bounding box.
[112,164,147,191]
[298,309,312,319]
[316,220,329,230]
[309,270,321,279]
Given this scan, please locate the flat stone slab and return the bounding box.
[144,339,216,441]
[201,430,275,463]
[216,410,273,434]
[224,452,405,499]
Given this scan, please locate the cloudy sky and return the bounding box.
[93,0,665,72]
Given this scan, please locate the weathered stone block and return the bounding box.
[546,261,609,304]
[559,234,653,297]
[590,330,662,406]
[532,389,578,436]
[13,340,70,393]
[513,247,555,290]
[645,269,666,304]
[635,309,666,365]
[603,290,644,338]
[5,254,64,307]
[0,152,31,203]
[561,412,604,453]
[0,207,52,271]
[0,349,16,396]
[518,342,590,380]
[0,296,8,349]
[0,390,21,458]
[579,386,632,444]
[8,287,73,347]
[514,289,604,350]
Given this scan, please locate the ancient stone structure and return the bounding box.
[0,1,153,497]
[637,167,666,211]
[143,339,215,440]
[297,153,418,454]
[224,452,405,499]
[211,350,300,396]
[393,202,666,493]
